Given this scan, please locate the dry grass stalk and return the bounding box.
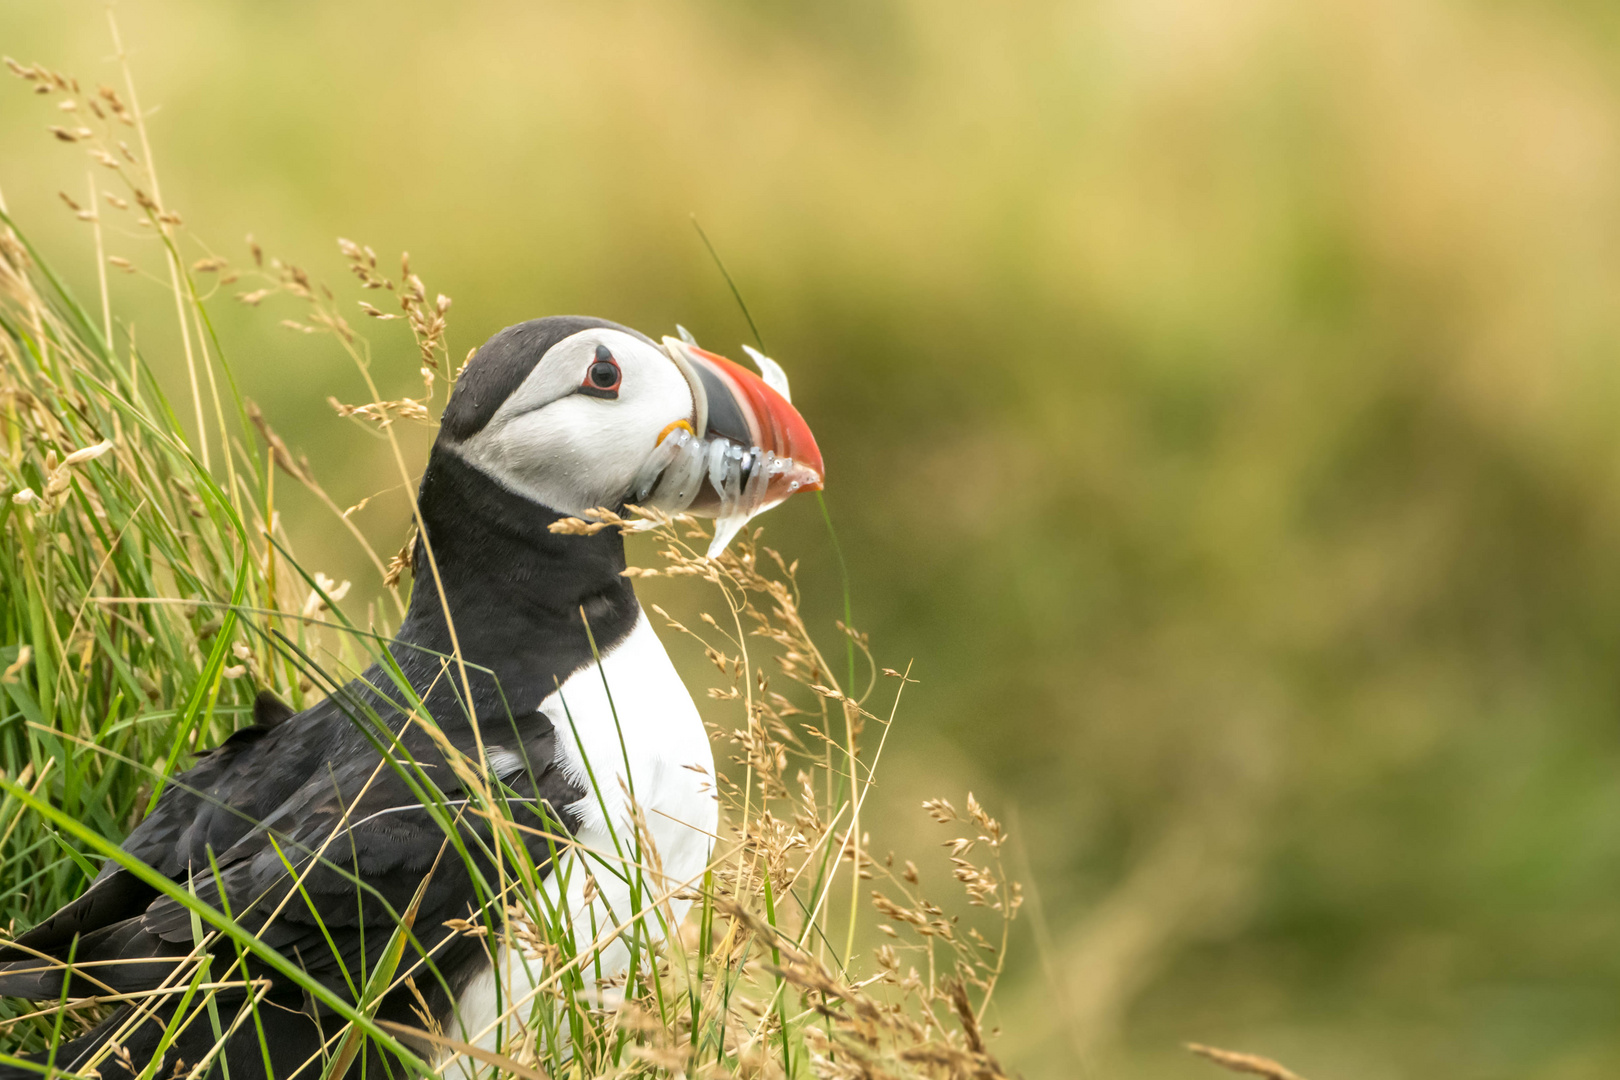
[1187,1042,1310,1080]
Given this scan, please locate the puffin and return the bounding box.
[0,316,824,1079]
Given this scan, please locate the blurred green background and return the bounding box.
[9,1,1620,1076]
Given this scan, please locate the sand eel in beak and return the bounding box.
[0,316,825,1079]
[634,333,824,555]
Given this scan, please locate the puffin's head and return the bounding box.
[438,316,824,555]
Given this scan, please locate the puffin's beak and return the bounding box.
[670,344,822,492]
[645,337,823,556]
[663,338,825,500]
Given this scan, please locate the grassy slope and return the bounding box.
[0,56,1020,1080]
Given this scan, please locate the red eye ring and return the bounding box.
[580,345,621,398]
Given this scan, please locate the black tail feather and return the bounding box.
[0,994,424,1080]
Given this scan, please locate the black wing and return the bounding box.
[0,680,582,1078]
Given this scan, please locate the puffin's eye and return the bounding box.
[579,345,621,399]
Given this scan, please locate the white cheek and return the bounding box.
[448,329,696,515]
[455,393,690,515]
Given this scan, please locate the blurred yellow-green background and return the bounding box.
[10,1,1620,1076]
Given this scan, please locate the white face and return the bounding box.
[449,328,696,515]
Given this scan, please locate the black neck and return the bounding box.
[382,448,640,726]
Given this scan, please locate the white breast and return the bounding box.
[448,612,717,1059]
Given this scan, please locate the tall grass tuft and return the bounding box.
[0,28,1020,1080]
